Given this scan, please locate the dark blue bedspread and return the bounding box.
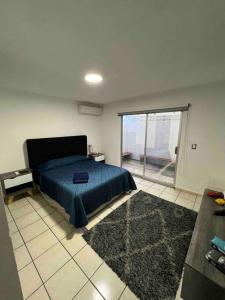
[38,158,136,227]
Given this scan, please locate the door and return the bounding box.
[121,114,146,176]
[144,111,182,185]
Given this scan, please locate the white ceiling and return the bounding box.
[1,0,225,103]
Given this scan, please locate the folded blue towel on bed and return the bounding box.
[73,172,89,184]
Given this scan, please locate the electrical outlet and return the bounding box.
[192,144,197,150]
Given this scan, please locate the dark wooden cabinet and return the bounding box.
[182,189,225,300]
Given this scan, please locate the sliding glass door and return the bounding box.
[144,111,181,185]
[121,114,146,176]
[121,111,182,186]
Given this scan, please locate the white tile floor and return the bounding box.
[122,159,175,185]
[5,178,202,300]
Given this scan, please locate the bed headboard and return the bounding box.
[26,135,87,169]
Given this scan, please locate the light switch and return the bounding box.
[192,144,197,150]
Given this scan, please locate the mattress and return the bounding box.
[36,155,136,227]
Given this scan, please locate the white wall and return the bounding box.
[100,81,225,194]
[1,82,225,195]
[0,89,101,173]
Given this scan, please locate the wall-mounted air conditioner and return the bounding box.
[78,102,103,116]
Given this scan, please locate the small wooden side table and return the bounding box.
[0,169,34,204]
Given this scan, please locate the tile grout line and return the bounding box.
[133,181,198,208]
[173,190,181,203]
[17,229,88,273]
[7,201,52,300]
[28,200,55,216]
[72,261,106,300]
[192,194,200,212]
[85,200,134,300]
[10,207,37,221]
[14,213,43,232]
[34,196,112,299]
[8,201,30,212]
[12,199,62,232]
[9,188,198,299]
[30,199,103,299]
[21,239,60,267]
[17,224,50,246]
[16,195,93,298]
[9,191,145,299]
[44,227,104,299]
[11,222,53,251]
[71,279,105,300]
[9,209,50,299]
[117,285,127,300]
[140,183,198,210]
[57,225,107,299]
[11,196,78,298]
[192,195,197,210]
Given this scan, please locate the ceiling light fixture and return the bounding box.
[84,73,103,84]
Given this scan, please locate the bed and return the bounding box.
[26,135,136,227]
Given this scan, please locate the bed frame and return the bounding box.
[26,135,87,183]
[25,135,132,226]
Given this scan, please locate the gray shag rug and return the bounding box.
[83,191,197,300]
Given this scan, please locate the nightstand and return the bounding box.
[0,169,34,204]
[88,153,105,163]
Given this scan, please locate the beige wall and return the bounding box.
[0,89,102,173]
[100,81,225,194]
[1,82,225,195]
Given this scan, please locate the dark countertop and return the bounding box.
[186,189,225,289]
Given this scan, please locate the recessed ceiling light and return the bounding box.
[84,73,103,84]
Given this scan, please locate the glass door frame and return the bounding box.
[120,113,147,178]
[172,111,183,187]
[120,111,184,188]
